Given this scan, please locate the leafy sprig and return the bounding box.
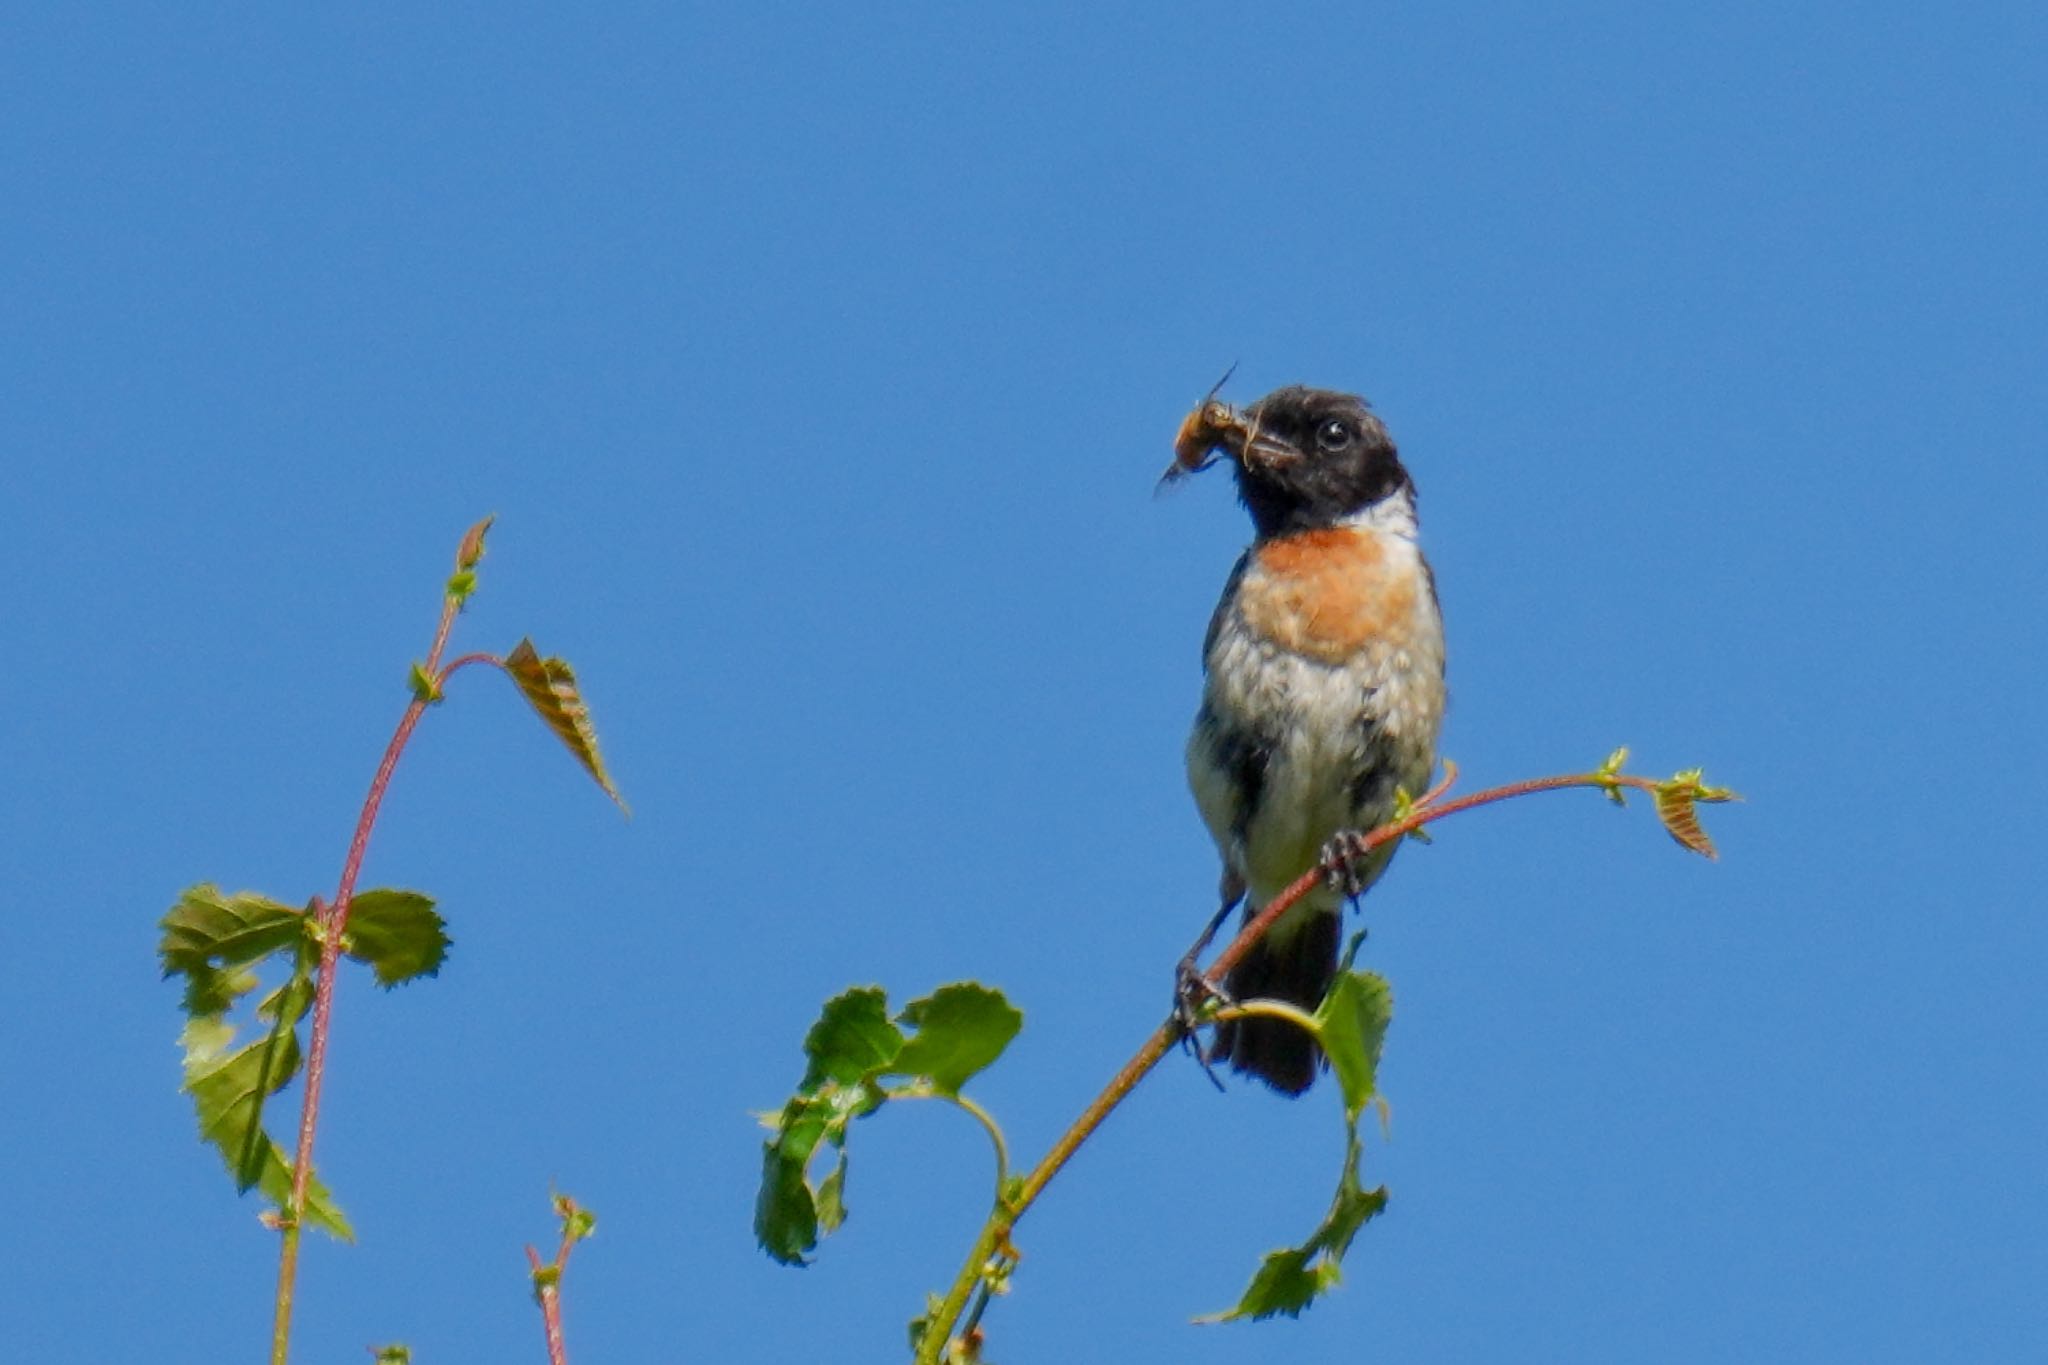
[159,518,621,1365]
[756,983,1024,1267]
[753,751,1735,1361]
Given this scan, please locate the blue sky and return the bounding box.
[5,4,2045,1361]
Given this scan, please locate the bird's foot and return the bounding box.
[1174,953,1231,1031]
[1173,962,1232,1092]
[1320,828,1378,902]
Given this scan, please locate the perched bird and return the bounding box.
[1173,384,1446,1094]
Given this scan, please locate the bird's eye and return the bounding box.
[1316,418,1354,452]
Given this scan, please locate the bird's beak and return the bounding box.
[1162,399,1295,484]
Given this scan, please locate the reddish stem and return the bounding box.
[269,589,465,1365]
[526,1244,571,1365]
[1205,770,1647,986]
[439,651,502,680]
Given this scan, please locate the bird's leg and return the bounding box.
[1176,869,1244,1006]
[1175,870,1245,1089]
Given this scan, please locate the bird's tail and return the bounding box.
[1214,906,1341,1095]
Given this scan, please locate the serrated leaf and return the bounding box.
[180,1011,353,1239]
[158,886,305,974]
[801,987,905,1090]
[1200,1247,1319,1322]
[1653,784,1717,859]
[343,889,450,987]
[159,886,310,1017]
[503,638,627,812]
[1315,971,1393,1123]
[892,983,1023,1094]
[183,1003,301,1189]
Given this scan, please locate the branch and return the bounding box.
[528,1194,596,1365]
[911,755,1733,1362]
[269,519,494,1365]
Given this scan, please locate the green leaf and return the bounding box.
[1316,1138,1390,1265]
[1207,979,1392,1323]
[372,1345,412,1365]
[815,1152,849,1233]
[408,661,442,703]
[158,886,310,1017]
[759,988,906,1264]
[183,1014,301,1188]
[503,638,629,813]
[1315,970,1392,1123]
[1202,1126,1387,1322]
[257,973,315,1027]
[892,983,1023,1094]
[758,988,904,1264]
[759,983,1024,1269]
[164,892,351,1241]
[755,1141,821,1266]
[343,889,450,987]
[801,987,905,1089]
[179,991,353,1240]
[1206,1247,1319,1321]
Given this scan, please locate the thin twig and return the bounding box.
[527,1197,589,1365]
[269,589,465,1365]
[438,651,502,681]
[526,1244,571,1365]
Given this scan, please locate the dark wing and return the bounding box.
[1202,550,1252,665]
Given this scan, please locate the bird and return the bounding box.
[1171,383,1446,1094]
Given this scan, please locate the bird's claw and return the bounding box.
[1321,828,1377,901]
[1173,963,1232,1091]
[1174,956,1230,1032]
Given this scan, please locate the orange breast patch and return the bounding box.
[1238,526,1417,664]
